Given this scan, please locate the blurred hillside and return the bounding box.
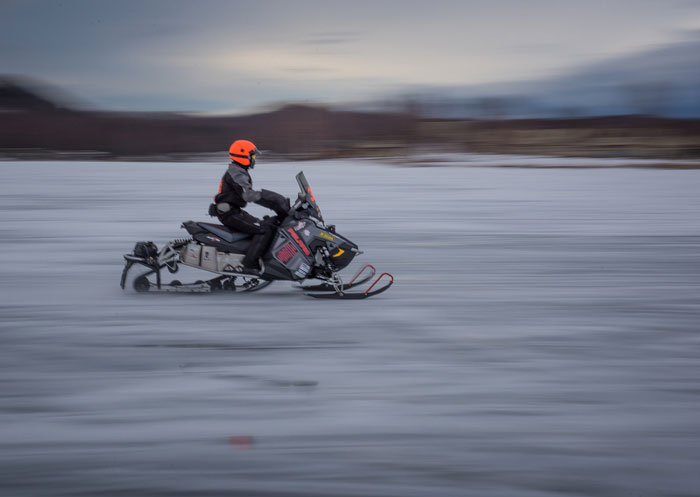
[1,77,699,160]
[421,116,700,159]
[0,77,416,160]
[391,38,700,120]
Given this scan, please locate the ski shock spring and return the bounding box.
[172,238,192,248]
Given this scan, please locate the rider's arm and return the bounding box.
[224,167,262,204]
[254,189,290,217]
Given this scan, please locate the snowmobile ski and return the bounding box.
[305,273,394,300]
[297,264,376,292]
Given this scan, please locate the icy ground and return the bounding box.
[1,158,700,497]
[391,152,700,168]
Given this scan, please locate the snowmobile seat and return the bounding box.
[198,222,253,243]
[181,221,253,254]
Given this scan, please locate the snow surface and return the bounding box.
[391,151,700,168]
[1,158,700,496]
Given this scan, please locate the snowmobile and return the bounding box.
[120,171,393,299]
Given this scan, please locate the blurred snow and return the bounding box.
[1,158,700,496]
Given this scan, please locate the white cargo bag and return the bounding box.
[217,251,244,272]
[201,246,218,271]
[183,243,202,266]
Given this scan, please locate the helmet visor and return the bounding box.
[249,149,260,168]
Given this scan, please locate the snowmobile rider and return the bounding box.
[209,139,290,274]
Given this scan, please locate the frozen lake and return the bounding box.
[1,158,700,496]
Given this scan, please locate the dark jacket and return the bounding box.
[213,162,290,217]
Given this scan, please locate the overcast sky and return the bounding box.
[2,0,700,112]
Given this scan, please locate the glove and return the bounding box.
[262,215,281,226]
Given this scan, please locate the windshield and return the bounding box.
[296,171,323,221]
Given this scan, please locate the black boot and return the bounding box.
[230,264,262,276]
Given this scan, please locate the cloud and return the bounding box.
[4,0,700,111]
[282,67,334,74]
[299,31,360,46]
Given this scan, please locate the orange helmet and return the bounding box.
[229,139,259,168]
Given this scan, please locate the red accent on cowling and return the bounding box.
[287,228,311,256]
[275,242,297,263]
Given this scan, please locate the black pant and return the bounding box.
[218,209,276,268]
